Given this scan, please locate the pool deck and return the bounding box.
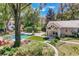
[21,32,45,36]
[21,32,32,35]
[34,32,45,36]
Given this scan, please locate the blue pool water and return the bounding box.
[11,34,31,41]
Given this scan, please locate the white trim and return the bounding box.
[58,28,61,37]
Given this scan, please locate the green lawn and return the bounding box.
[28,36,45,41]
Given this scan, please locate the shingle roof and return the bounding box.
[47,20,79,28]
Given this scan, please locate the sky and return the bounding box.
[32,3,59,16]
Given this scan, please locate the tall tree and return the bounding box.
[68,4,79,20]
[23,7,40,32]
[9,3,31,47]
[41,8,55,32]
[9,4,21,47]
[58,3,79,20]
[56,3,69,20]
[57,3,64,20]
[0,4,11,33]
[46,8,55,24]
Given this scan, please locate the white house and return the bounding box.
[46,20,79,37]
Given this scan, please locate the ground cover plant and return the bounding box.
[58,44,79,56]
[0,41,55,56]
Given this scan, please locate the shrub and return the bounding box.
[49,39,59,46]
[58,44,79,56]
[72,32,78,37]
[42,46,54,56]
[14,42,54,56]
[33,27,38,32]
[36,27,41,31]
[0,42,54,56]
[24,27,33,32]
[55,37,60,40]
[49,39,56,46]
[24,27,40,33]
[41,25,46,32]
[0,46,17,56]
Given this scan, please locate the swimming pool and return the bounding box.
[3,34,31,41]
[13,34,30,38]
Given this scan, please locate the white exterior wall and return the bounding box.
[58,28,61,37]
[46,20,79,37]
[46,27,78,37]
[60,28,78,36]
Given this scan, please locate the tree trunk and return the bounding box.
[13,4,21,47]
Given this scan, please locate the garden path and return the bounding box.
[44,41,58,56]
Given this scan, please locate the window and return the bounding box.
[78,29,79,32]
[53,32,58,36]
[65,29,68,32]
[48,27,51,29]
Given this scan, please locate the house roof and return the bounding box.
[47,20,79,28]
